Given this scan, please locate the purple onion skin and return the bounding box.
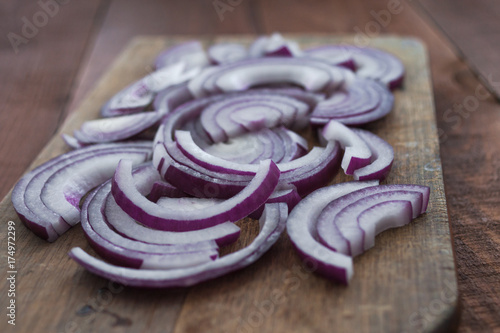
[344,156,371,175]
[164,165,246,199]
[265,46,294,57]
[356,161,393,182]
[16,212,50,241]
[112,160,280,231]
[389,74,404,90]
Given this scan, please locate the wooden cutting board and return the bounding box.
[0,35,459,333]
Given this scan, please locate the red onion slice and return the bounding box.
[160,90,322,148]
[304,45,405,89]
[101,63,197,118]
[11,142,152,241]
[101,80,154,118]
[82,182,219,269]
[351,128,394,181]
[161,139,340,198]
[40,150,151,228]
[102,164,241,245]
[172,130,328,177]
[322,120,372,175]
[248,183,301,219]
[188,58,354,98]
[248,33,302,57]
[208,43,248,65]
[61,134,88,149]
[155,40,210,71]
[201,128,285,164]
[73,111,162,144]
[304,45,355,70]
[111,159,280,231]
[311,78,394,126]
[201,127,307,165]
[146,180,186,202]
[317,189,427,256]
[199,94,309,142]
[106,196,241,246]
[152,84,193,116]
[287,181,379,285]
[69,203,287,287]
[358,201,412,252]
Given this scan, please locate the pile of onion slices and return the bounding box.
[12,33,430,287]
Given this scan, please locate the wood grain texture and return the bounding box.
[0,35,457,333]
[416,0,500,100]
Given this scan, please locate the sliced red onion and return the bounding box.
[322,120,372,175]
[101,63,199,118]
[316,187,429,256]
[152,84,193,116]
[155,40,210,71]
[111,159,280,231]
[304,45,404,89]
[304,45,355,70]
[172,130,325,177]
[82,182,219,269]
[11,142,153,241]
[160,90,322,149]
[61,134,88,149]
[276,128,308,162]
[161,139,340,199]
[163,159,251,199]
[188,58,354,98]
[279,141,341,197]
[101,162,241,246]
[200,127,307,165]
[101,80,153,118]
[73,111,162,144]
[69,203,287,287]
[249,87,325,108]
[287,181,378,285]
[146,180,186,202]
[161,134,340,198]
[358,201,412,253]
[311,78,394,126]
[351,128,394,181]
[40,149,152,227]
[113,195,241,246]
[199,93,309,142]
[208,43,248,65]
[248,183,301,219]
[248,33,302,57]
[201,128,285,164]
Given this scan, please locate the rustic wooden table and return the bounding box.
[1,1,499,332]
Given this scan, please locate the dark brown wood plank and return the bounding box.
[416,0,500,101]
[0,0,107,201]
